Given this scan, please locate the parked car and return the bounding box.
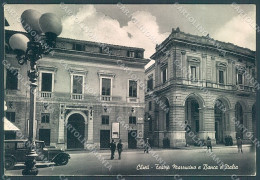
[5,139,70,170]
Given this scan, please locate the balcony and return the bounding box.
[71,93,83,100]
[234,85,254,92]
[101,95,111,101]
[127,97,139,103]
[40,92,52,98]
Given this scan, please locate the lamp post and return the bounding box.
[8,9,62,175]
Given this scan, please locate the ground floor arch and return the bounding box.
[184,94,204,145]
[66,113,87,149]
[235,102,244,139]
[158,97,170,131]
[214,98,230,144]
[252,103,256,136]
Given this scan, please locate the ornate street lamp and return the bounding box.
[8,9,62,175]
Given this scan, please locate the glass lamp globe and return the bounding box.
[9,33,29,53]
[39,13,62,37]
[21,9,43,34]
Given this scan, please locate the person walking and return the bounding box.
[117,139,123,160]
[184,121,191,147]
[144,138,150,153]
[206,137,212,152]
[237,137,243,153]
[109,139,116,160]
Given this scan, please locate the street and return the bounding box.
[5,145,255,176]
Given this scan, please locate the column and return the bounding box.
[199,107,216,144]
[181,50,186,79]
[87,109,94,144]
[168,105,186,147]
[227,59,232,85]
[243,111,253,142]
[202,54,207,86]
[228,109,237,144]
[58,104,65,145]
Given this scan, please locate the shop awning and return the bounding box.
[4,117,20,131]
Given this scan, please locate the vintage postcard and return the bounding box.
[1,1,258,179]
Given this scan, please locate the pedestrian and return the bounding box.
[117,139,123,160]
[206,137,212,152]
[144,138,150,153]
[184,121,191,147]
[237,137,243,153]
[109,139,116,160]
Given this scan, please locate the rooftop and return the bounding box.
[152,27,255,59]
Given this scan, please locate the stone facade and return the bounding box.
[144,28,257,148]
[4,30,149,150]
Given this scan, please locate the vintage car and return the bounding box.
[5,139,70,170]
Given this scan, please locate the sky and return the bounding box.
[4,4,256,68]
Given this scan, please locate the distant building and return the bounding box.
[144,28,256,147]
[4,30,149,149]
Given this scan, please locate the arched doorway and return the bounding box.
[252,103,256,136]
[214,99,229,144]
[235,102,243,139]
[158,97,170,131]
[156,97,170,147]
[67,113,85,149]
[185,96,201,144]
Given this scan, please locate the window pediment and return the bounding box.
[97,70,115,78]
[187,56,200,63]
[216,62,227,68]
[38,65,57,72]
[160,62,168,68]
[68,67,88,76]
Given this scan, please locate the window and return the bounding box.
[41,73,52,92]
[149,101,152,111]
[129,116,136,124]
[149,117,152,131]
[6,69,18,90]
[6,112,15,122]
[161,68,167,83]
[73,75,83,94]
[252,68,255,78]
[190,66,196,80]
[102,115,109,125]
[129,80,137,97]
[17,142,26,149]
[237,74,243,85]
[102,78,111,96]
[41,113,50,123]
[195,120,199,132]
[128,51,135,58]
[73,44,84,51]
[147,78,153,91]
[219,70,224,84]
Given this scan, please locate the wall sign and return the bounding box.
[112,122,120,139]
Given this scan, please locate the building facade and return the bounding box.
[144,28,257,148]
[4,30,149,150]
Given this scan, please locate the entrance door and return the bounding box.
[39,129,51,146]
[215,122,219,143]
[128,130,137,149]
[5,131,16,140]
[67,114,85,149]
[100,130,110,149]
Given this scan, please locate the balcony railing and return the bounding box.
[71,93,83,100]
[234,85,254,92]
[40,92,52,98]
[101,95,111,101]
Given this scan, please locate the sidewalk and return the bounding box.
[66,144,254,154]
[180,144,253,150]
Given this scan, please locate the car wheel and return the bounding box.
[55,156,69,166]
[5,157,16,170]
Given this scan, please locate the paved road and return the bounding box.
[5,145,255,176]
